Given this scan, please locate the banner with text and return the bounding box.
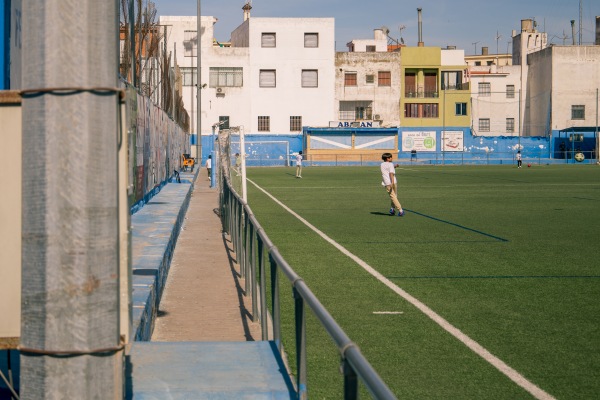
[401,131,436,152]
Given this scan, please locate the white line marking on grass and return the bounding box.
[373,311,404,315]
[248,178,556,400]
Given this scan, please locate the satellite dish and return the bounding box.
[381,25,390,35]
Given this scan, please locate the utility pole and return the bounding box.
[20,1,122,398]
[197,0,202,163]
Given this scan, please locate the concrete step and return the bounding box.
[128,341,296,399]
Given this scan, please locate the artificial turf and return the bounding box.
[244,164,600,399]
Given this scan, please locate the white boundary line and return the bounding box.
[248,178,555,400]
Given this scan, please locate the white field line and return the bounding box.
[373,311,404,315]
[248,178,556,400]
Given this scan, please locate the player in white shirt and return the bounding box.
[295,151,303,178]
[380,152,404,217]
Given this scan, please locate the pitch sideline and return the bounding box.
[247,177,555,400]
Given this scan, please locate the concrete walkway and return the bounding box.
[127,169,295,399]
[151,172,261,342]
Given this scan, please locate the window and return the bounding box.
[344,72,357,86]
[506,118,515,132]
[183,30,197,57]
[366,45,376,52]
[478,82,491,96]
[479,118,490,132]
[455,103,467,116]
[424,72,438,97]
[441,71,462,90]
[290,116,302,131]
[339,101,372,120]
[404,103,439,118]
[219,116,229,130]
[304,33,318,48]
[261,32,276,47]
[258,116,270,132]
[259,70,276,88]
[475,61,481,66]
[180,67,197,86]
[301,70,318,88]
[366,74,375,84]
[572,105,585,120]
[378,71,391,86]
[506,85,515,98]
[404,72,416,96]
[209,67,243,87]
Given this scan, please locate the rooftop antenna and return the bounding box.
[560,29,569,45]
[495,31,502,54]
[578,0,582,45]
[472,41,480,55]
[399,24,406,44]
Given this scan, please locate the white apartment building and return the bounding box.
[336,29,401,127]
[469,65,521,137]
[526,45,600,137]
[160,11,335,156]
[468,19,548,137]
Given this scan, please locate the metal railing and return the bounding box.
[218,168,397,400]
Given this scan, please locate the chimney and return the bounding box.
[417,8,424,47]
[242,2,252,22]
[571,20,576,45]
[481,46,488,55]
[596,16,600,45]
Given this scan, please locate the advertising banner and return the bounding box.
[401,131,436,152]
[442,130,464,152]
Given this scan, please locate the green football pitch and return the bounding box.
[243,164,600,399]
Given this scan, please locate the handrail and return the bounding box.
[217,163,397,399]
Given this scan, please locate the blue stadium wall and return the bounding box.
[191,127,597,166]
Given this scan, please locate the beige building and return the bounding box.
[335,29,401,127]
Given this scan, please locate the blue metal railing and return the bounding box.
[218,168,396,400]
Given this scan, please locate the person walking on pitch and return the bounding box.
[380,152,405,217]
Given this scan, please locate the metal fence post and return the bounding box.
[270,253,281,352]
[343,359,359,400]
[258,236,268,340]
[294,287,308,400]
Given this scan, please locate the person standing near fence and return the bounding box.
[295,151,303,178]
[516,151,522,168]
[205,155,212,180]
[381,153,404,217]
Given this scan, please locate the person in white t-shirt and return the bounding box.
[205,155,212,179]
[516,151,522,168]
[295,151,303,178]
[380,152,404,217]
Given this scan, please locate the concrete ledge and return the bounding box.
[127,341,296,399]
[130,171,196,341]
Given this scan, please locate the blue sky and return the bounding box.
[151,0,600,54]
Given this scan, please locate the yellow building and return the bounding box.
[400,46,471,129]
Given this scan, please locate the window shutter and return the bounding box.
[302,70,318,87]
[260,70,276,87]
[304,33,318,47]
[262,33,276,47]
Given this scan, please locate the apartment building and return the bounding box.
[335,28,401,127]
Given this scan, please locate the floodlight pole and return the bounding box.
[196,0,202,163]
